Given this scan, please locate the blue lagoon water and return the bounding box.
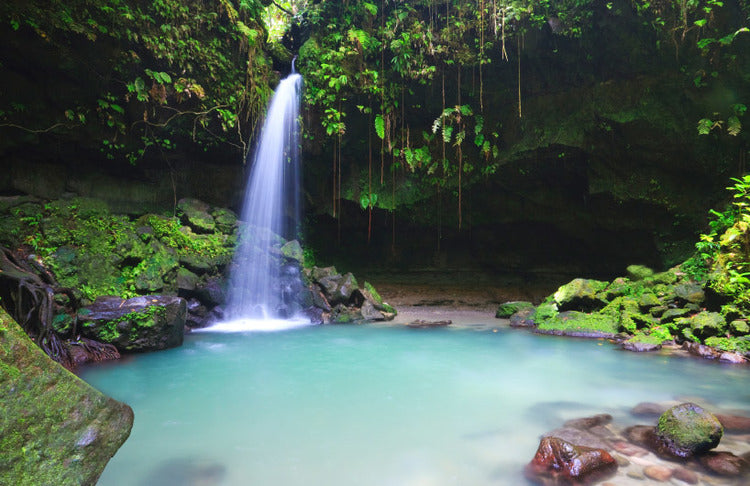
[82,325,750,486]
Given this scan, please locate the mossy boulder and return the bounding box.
[655,403,723,458]
[673,283,705,304]
[622,332,664,352]
[627,264,654,281]
[553,278,608,311]
[534,311,619,338]
[134,242,179,292]
[496,301,535,318]
[78,295,186,352]
[0,307,133,485]
[177,198,215,233]
[637,292,661,312]
[211,207,238,233]
[280,239,304,263]
[686,311,727,340]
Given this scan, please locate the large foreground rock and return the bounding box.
[0,308,133,485]
[78,295,186,352]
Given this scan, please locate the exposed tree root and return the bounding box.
[0,246,114,369]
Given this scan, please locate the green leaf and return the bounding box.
[727,116,741,136]
[697,118,713,135]
[363,2,378,16]
[442,126,453,143]
[694,19,707,27]
[374,114,385,139]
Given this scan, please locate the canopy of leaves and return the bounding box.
[0,0,273,164]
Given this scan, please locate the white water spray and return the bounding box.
[224,70,304,325]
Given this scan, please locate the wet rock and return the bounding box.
[0,308,133,485]
[683,341,721,360]
[509,308,535,327]
[718,351,747,364]
[524,437,617,485]
[563,414,612,430]
[716,413,750,433]
[195,277,226,306]
[544,427,610,450]
[302,306,326,324]
[280,239,304,263]
[311,265,338,281]
[496,301,534,318]
[643,465,672,481]
[78,295,186,352]
[698,451,749,476]
[655,402,723,458]
[553,278,609,312]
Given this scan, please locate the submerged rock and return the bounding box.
[0,308,133,485]
[525,437,617,485]
[698,451,749,476]
[405,319,452,329]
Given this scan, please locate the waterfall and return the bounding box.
[225,71,305,325]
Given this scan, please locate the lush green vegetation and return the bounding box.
[0,0,273,162]
[285,0,750,236]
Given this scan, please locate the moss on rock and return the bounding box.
[656,403,723,458]
[0,308,133,485]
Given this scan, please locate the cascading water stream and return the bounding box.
[222,68,306,328]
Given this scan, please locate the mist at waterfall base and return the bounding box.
[213,72,309,332]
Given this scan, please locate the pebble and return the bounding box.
[671,466,699,484]
[612,441,649,457]
[643,464,672,481]
[614,454,630,467]
[627,470,645,480]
